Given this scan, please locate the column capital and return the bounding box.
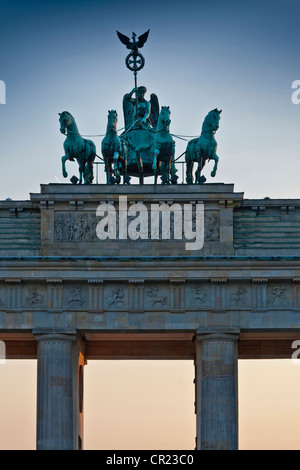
[195,328,240,342]
[33,328,78,342]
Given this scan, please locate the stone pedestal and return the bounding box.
[195,330,239,450]
[34,330,85,450]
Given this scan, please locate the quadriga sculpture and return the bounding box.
[185,108,222,184]
[59,111,96,184]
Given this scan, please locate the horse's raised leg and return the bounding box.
[61,155,69,178]
[210,154,219,177]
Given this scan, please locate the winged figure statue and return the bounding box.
[122,86,159,130]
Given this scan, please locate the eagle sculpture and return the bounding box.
[116,30,150,52]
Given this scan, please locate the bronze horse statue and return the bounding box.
[59,111,96,184]
[152,106,176,184]
[185,108,222,184]
[101,110,130,184]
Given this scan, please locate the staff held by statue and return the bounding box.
[116,29,150,127]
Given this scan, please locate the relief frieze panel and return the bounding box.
[53,210,220,243]
[0,280,298,313]
[55,213,98,242]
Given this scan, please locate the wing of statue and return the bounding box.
[150,93,160,130]
[137,29,150,48]
[122,93,134,130]
[116,31,132,49]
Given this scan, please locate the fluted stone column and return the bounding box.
[34,330,85,450]
[195,330,239,450]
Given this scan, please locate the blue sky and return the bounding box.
[0,0,299,199]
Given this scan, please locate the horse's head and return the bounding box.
[158,106,171,131]
[202,109,222,133]
[58,111,73,134]
[107,110,118,130]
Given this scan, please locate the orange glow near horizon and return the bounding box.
[0,359,300,450]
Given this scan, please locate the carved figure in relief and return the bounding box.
[108,288,125,307]
[192,285,207,304]
[272,286,287,306]
[78,214,89,240]
[27,288,44,305]
[67,287,84,305]
[147,287,167,306]
[54,215,64,241]
[231,288,248,306]
[65,214,77,241]
[205,213,219,241]
[89,214,98,240]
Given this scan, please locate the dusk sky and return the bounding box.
[0,0,300,198]
[0,0,300,450]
